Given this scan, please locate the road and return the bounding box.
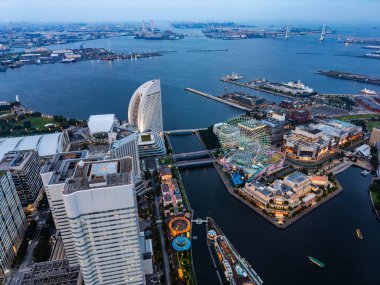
[153,191,171,285]
[7,215,46,285]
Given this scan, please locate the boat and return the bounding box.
[361,170,370,176]
[307,256,325,268]
[361,88,378,95]
[223,73,245,81]
[356,228,363,240]
[207,217,263,285]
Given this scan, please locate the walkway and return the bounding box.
[184,88,252,111]
[165,128,207,135]
[154,196,171,285]
[172,149,218,159]
[175,157,217,167]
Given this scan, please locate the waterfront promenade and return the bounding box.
[213,163,344,229]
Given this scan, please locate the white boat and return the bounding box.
[223,73,245,81]
[360,88,377,95]
[361,170,370,176]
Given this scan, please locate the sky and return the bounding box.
[0,0,379,24]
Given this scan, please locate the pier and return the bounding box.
[221,79,297,99]
[184,88,252,111]
[316,70,380,86]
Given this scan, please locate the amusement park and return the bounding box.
[215,115,285,186]
[158,167,196,284]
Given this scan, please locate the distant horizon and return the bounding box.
[1,0,379,24]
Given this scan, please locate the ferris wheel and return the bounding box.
[218,115,272,170]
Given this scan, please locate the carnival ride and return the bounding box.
[168,216,191,236]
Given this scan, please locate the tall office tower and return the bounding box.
[128,79,163,134]
[0,171,27,279]
[110,132,140,180]
[40,151,89,266]
[62,158,145,285]
[0,150,42,207]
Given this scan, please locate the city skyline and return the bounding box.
[1,1,380,283]
[0,0,379,23]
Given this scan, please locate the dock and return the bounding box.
[316,70,380,86]
[184,88,252,111]
[221,79,296,99]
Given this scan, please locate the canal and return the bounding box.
[179,166,380,285]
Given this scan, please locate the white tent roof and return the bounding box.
[0,133,63,161]
[355,144,371,157]
[88,114,116,134]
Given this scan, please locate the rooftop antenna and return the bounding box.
[320,24,326,41]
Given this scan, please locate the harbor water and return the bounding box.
[180,165,380,285]
[1,26,380,131]
[1,24,380,284]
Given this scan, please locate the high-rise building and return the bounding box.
[40,151,89,266]
[0,171,27,279]
[0,150,42,207]
[62,158,145,285]
[128,79,163,134]
[110,131,141,180]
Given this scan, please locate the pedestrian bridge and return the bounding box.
[164,128,207,135]
[173,149,218,159]
[175,157,217,167]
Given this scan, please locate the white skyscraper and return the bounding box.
[128,79,163,134]
[62,158,145,285]
[110,132,140,180]
[0,171,27,279]
[40,151,89,266]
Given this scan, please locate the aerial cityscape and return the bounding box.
[0,0,380,284]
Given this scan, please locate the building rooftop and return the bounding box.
[0,150,36,171]
[41,151,89,175]
[88,114,116,135]
[63,157,133,194]
[285,171,309,184]
[0,133,63,161]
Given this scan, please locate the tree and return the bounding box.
[23,121,31,128]
[31,112,42,117]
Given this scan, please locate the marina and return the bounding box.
[206,217,263,285]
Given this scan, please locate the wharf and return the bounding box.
[316,70,380,86]
[184,88,252,111]
[221,79,296,99]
